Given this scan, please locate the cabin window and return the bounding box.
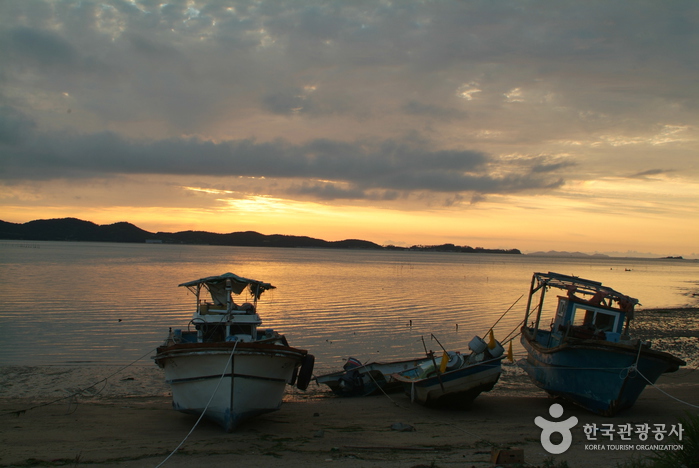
[228,324,253,335]
[556,300,567,318]
[571,306,618,332]
[198,324,224,342]
[572,308,595,327]
[593,312,616,331]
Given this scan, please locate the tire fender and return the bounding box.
[296,354,315,391]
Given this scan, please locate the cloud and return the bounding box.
[0,106,36,145]
[402,101,467,121]
[5,25,114,81]
[3,1,698,134]
[289,182,373,200]
[628,169,674,179]
[531,159,577,174]
[0,0,697,211]
[8,27,79,67]
[0,115,567,199]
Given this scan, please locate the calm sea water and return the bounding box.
[1,240,697,371]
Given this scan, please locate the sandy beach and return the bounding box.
[1,308,697,467]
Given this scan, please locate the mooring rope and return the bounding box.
[636,368,699,410]
[484,295,523,337]
[1,347,158,418]
[155,341,238,468]
[501,320,524,343]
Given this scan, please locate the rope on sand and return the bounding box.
[0,347,157,418]
[636,368,699,410]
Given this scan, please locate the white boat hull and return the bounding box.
[155,342,306,431]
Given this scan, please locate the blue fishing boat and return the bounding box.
[519,272,685,416]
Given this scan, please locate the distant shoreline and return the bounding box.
[2,217,697,260]
[0,217,522,255]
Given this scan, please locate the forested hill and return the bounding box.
[0,218,521,254]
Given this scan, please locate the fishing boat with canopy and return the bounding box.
[154,273,314,431]
[519,271,685,415]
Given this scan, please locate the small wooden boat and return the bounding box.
[153,273,314,431]
[391,336,504,407]
[315,356,433,397]
[519,271,685,416]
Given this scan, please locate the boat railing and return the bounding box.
[199,302,256,315]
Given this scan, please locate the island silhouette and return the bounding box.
[0,217,522,254]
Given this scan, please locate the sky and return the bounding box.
[1,1,698,257]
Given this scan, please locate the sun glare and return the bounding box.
[221,195,321,214]
[183,186,235,195]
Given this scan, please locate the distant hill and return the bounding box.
[404,243,521,255]
[152,228,382,249]
[526,250,610,258]
[0,217,521,254]
[0,218,154,243]
[0,218,383,250]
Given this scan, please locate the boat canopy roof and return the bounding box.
[179,273,275,302]
[532,271,639,307]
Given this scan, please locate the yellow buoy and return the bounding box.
[439,351,449,373]
[488,329,496,349]
[507,341,514,362]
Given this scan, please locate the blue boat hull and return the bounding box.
[520,328,684,415]
[394,358,503,408]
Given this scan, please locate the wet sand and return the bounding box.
[1,308,697,467]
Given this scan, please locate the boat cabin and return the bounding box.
[172,273,276,344]
[552,296,625,343]
[523,272,638,349]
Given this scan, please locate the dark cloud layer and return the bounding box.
[0,116,563,199]
[1,0,697,206]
